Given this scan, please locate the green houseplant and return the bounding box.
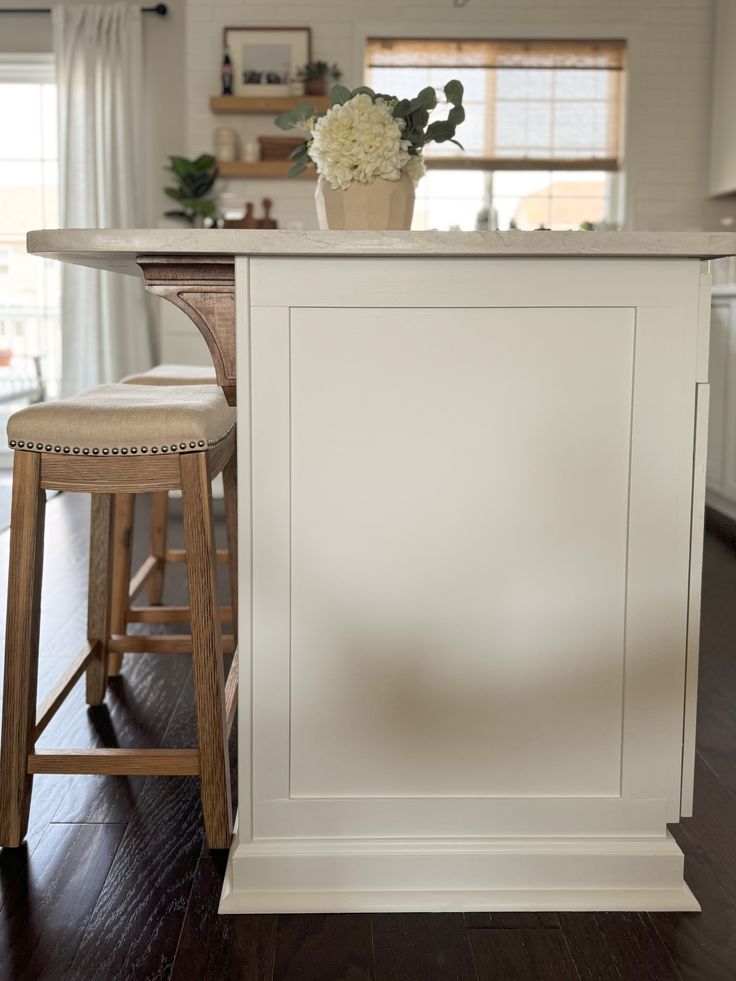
[277,81,464,179]
[164,154,218,227]
[275,82,465,229]
[296,60,342,96]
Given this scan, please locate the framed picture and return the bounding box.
[224,26,311,97]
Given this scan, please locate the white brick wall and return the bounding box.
[185,0,734,231]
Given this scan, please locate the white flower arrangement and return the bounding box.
[308,94,412,190]
[276,82,464,190]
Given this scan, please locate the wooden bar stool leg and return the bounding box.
[180,452,233,849]
[107,493,135,677]
[0,451,46,846]
[222,447,238,646]
[86,494,115,704]
[149,490,169,605]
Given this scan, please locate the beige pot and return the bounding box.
[315,173,415,230]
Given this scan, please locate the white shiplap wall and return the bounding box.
[184,0,735,232]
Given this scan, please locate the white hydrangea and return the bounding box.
[308,94,412,190]
[402,154,426,184]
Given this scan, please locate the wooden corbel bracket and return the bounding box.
[136,255,236,406]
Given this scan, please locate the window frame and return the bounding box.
[0,52,60,421]
[359,30,627,230]
[365,37,626,170]
[0,53,55,85]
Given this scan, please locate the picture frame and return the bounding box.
[224,26,311,98]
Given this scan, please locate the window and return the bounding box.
[365,38,626,231]
[0,55,60,451]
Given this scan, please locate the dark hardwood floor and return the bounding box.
[0,493,735,980]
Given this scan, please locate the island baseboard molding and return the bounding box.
[219,833,699,914]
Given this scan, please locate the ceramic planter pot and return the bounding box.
[305,76,329,96]
[315,173,415,230]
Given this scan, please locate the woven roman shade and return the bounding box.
[365,38,626,171]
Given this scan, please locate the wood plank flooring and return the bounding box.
[0,494,735,980]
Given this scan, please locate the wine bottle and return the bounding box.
[221,48,233,96]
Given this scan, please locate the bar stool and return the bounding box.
[0,383,237,850]
[107,365,235,677]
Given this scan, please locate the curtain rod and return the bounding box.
[0,4,168,14]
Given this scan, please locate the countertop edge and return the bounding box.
[27,228,736,260]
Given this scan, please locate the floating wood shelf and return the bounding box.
[217,160,316,180]
[209,95,331,115]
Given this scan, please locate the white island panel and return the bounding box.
[288,306,634,800]
[231,253,704,910]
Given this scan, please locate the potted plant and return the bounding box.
[164,154,218,227]
[295,60,342,96]
[275,81,465,230]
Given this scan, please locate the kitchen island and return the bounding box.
[28,229,736,913]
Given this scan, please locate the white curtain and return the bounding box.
[53,3,155,396]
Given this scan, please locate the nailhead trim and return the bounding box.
[7,423,236,457]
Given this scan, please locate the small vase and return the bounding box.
[315,173,415,230]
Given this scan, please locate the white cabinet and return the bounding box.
[223,254,710,913]
[707,287,736,518]
[709,1,736,195]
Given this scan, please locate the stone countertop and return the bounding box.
[27,228,736,277]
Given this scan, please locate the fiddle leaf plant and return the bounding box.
[164,154,218,225]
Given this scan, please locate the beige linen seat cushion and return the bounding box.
[121,364,217,385]
[8,383,235,457]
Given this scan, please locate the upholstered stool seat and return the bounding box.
[103,370,236,677]
[120,363,217,386]
[0,382,238,851]
[8,382,233,457]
